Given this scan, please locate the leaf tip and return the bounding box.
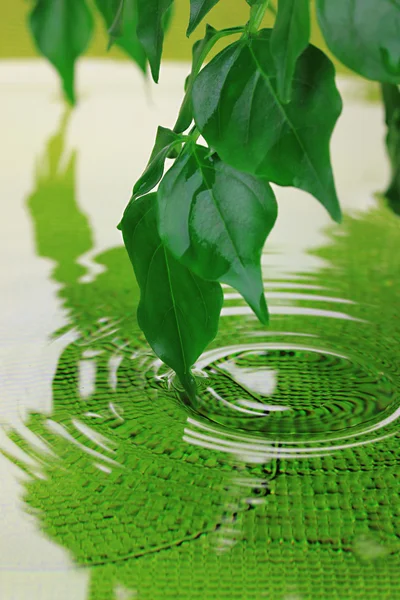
[248,289,269,326]
[149,63,160,84]
[180,371,198,402]
[331,203,343,224]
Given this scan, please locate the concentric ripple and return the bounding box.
[153,339,400,460]
[197,342,398,435]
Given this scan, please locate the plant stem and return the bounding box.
[189,126,201,142]
[249,0,270,34]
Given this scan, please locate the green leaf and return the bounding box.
[129,126,183,201]
[316,0,400,84]
[270,0,310,103]
[174,24,244,133]
[107,0,124,45]
[192,29,342,222]
[94,0,147,72]
[187,0,220,36]
[381,83,400,214]
[158,145,277,324]
[29,0,94,105]
[136,0,174,82]
[120,193,223,397]
[175,25,218,133]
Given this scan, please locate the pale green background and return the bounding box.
[0,0,333,64]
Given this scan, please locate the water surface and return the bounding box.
[0,63,399,600]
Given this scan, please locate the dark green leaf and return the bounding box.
[130,126,183,200]
[136,0,174,82]
[29,0,94,105]
[381,84,400,214]
[174,24,244,133]
[120,193,223,397]
[158,145,277,324]
[149,126,181,161]
[192,30,342,222]
[187,0,220,36]
[317,0,400,84]
[175,25,218,133]
[270,0,310,103]
[95,0,147,71]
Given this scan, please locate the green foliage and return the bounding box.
[29,0,94,104]
[136,0,174,82]
[270,0,310,103]
[95,0,146,71]
[317,0,400,84]
[129,126,184,200]
[119,193,223,398]
[187,0,221,35]
[192,31,342,221]
[381,83,400,215]
[158,144,277,324]
[26,0,400,394]
[174,25,244,134]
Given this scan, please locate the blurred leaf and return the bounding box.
[29,0,94,104]
[317,0,400,84]
[95,0,147,71]
[381,83,400,215]
[136,0,174,82]
[108,0,124,44]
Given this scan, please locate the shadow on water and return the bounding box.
[2,113,400,599]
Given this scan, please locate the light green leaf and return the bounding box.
[29,0,94,104]
[130,126,183,200]
[270,0,310,103]
[187,0,220,36]
[120,193,223,397]
[158,145,277,324]
[95,0,147,72]
[192,29,342,222]
[136,0,174,82]
[317,0,400,84]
